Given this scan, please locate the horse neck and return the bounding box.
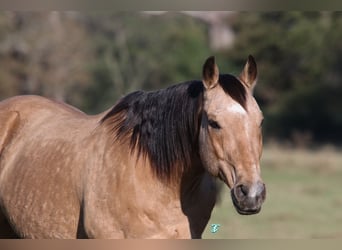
[180,154,206,195]
[180,155,218,238]
[97,125,215,237]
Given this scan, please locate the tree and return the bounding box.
[0,12,91,104]
[225,12,342,145]
[81,12,211,113]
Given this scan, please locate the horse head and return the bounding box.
[199,56,266,215]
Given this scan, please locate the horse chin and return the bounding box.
[217,169,228,184]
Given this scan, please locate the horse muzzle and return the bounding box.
[231,181,266,215]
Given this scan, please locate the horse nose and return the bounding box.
[232,181,266,214]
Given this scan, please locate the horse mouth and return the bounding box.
[235,207,261,215]
[233,201,261,215]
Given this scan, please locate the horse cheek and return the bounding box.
[198,130,212,175]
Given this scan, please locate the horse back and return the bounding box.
[0,95,91,167]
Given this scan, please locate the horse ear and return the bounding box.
[239,55,258,90]
[202,56,219,89]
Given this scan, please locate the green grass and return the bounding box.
[203,145,342,239]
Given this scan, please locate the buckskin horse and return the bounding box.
[0,56,266,238]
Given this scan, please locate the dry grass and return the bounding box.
[261,144,342,173]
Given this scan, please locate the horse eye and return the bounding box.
[208,119,221,129]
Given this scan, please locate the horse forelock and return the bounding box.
[100,81,204,182]
[219,74,247,110]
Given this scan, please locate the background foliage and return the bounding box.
[0,11,342,145]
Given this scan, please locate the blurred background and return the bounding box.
[0,11,341,238]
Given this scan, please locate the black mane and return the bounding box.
[101,74,246,181]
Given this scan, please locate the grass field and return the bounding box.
[203,145,342,239]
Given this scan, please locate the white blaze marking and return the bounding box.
[248,165,260,198]
[227,103,246,115]
[249,184,258,198]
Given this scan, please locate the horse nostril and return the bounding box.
[258,183,266,199]
[235,184,249,199]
